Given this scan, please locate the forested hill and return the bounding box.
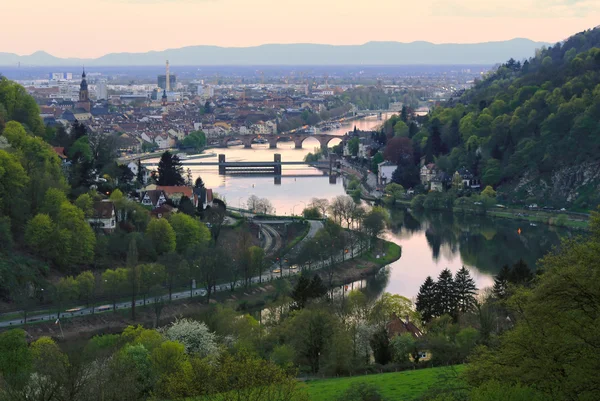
[420,27,600,209]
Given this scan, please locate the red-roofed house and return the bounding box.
[387,314,431,362]
[157,186,197,207]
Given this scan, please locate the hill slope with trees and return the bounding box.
[413,27,600,209]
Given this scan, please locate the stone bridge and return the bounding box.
[218,134,346,149]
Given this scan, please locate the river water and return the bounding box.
[181,114,388,215]
[379,210,575,299]
[150,114,576,299]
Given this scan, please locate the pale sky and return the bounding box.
[3,0,599,58]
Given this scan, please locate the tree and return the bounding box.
[482,159,502,187]
[40,188,68,220]
[394,121,409,137]
[246,195,274,214]
[0,149,28,225]
[416,276,436,324]
[180,130,206,151]
[102,268,128,311]
[391,333,418,364]
[492,265,511,299]
[362,206,388,245]
[162,318,219,357]
[371,152,384,174]
[434,268,456,318]
[348,137,360,156]
[383,136,413,166]
[55,276,80,316]
[329,195,356,227]
[291,273,326,309]
[169,214,210,254]
[178,196,196,216]
[25,213,55,261]
[454,267,478,314]
[136,159,145,185]
[146,218,176,256]
[285,308,335,373]
[309,198,329,218]
[370,326,392,365]
[74,193,94,218]
[156,151,185,186]
[481,185,497,199]
[57,202,96,267]
[0,329,32,390]
[370,293,419,327]
[384,183,404,204]
[76,271,96,307]
[302,207,321,219]
[140,263,166,305]
[464,217,600,400]
[249,246,265,283]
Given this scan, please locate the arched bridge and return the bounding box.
[218,134,345,149]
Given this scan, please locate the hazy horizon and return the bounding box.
[4,0,599,58]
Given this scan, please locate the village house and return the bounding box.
[386,315,432,362]
[140,189,168,208]
[420,163,440,187]
[377,161,397,186]
[156,185,197,207]
[87,201,117,233]
[453,168,481,190]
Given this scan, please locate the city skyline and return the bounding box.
[3,0,599,58]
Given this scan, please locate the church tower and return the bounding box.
[75,68,91,112]
[161,89,168,106]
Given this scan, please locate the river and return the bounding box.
[153,113,575,299]
[178,114,388,215]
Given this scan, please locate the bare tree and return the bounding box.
[309,198,329,218]
[247,195,274,215]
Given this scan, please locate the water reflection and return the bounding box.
[381,208,576,299]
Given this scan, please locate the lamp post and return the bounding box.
[292,203,299,217]
[238,196,244,210]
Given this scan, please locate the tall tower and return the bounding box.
[76,68,91,112]
[166,60,170,92]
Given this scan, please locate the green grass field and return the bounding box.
[304,366,464,401]
[363,241,402,266]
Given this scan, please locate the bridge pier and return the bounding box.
[294,138,303,149]
[218,154,226,175]
[274,154,282,175]
[269,137,278,149]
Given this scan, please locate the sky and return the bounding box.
[3,0,599,58]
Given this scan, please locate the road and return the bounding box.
[0,220,326,329]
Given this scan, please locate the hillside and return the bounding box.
[0,39,548,66]
[413,27,600,209]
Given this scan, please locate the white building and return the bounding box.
[127,161,151,184]
[88,201,117,232]
[198,85,214,99]
[378,161,397,186]
[96,80,107,100]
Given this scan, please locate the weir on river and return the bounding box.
[144,153,339,175]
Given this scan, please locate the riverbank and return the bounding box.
[393,199,589,230]
[12,240,401,341]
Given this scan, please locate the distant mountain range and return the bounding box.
[0,39,550,66]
